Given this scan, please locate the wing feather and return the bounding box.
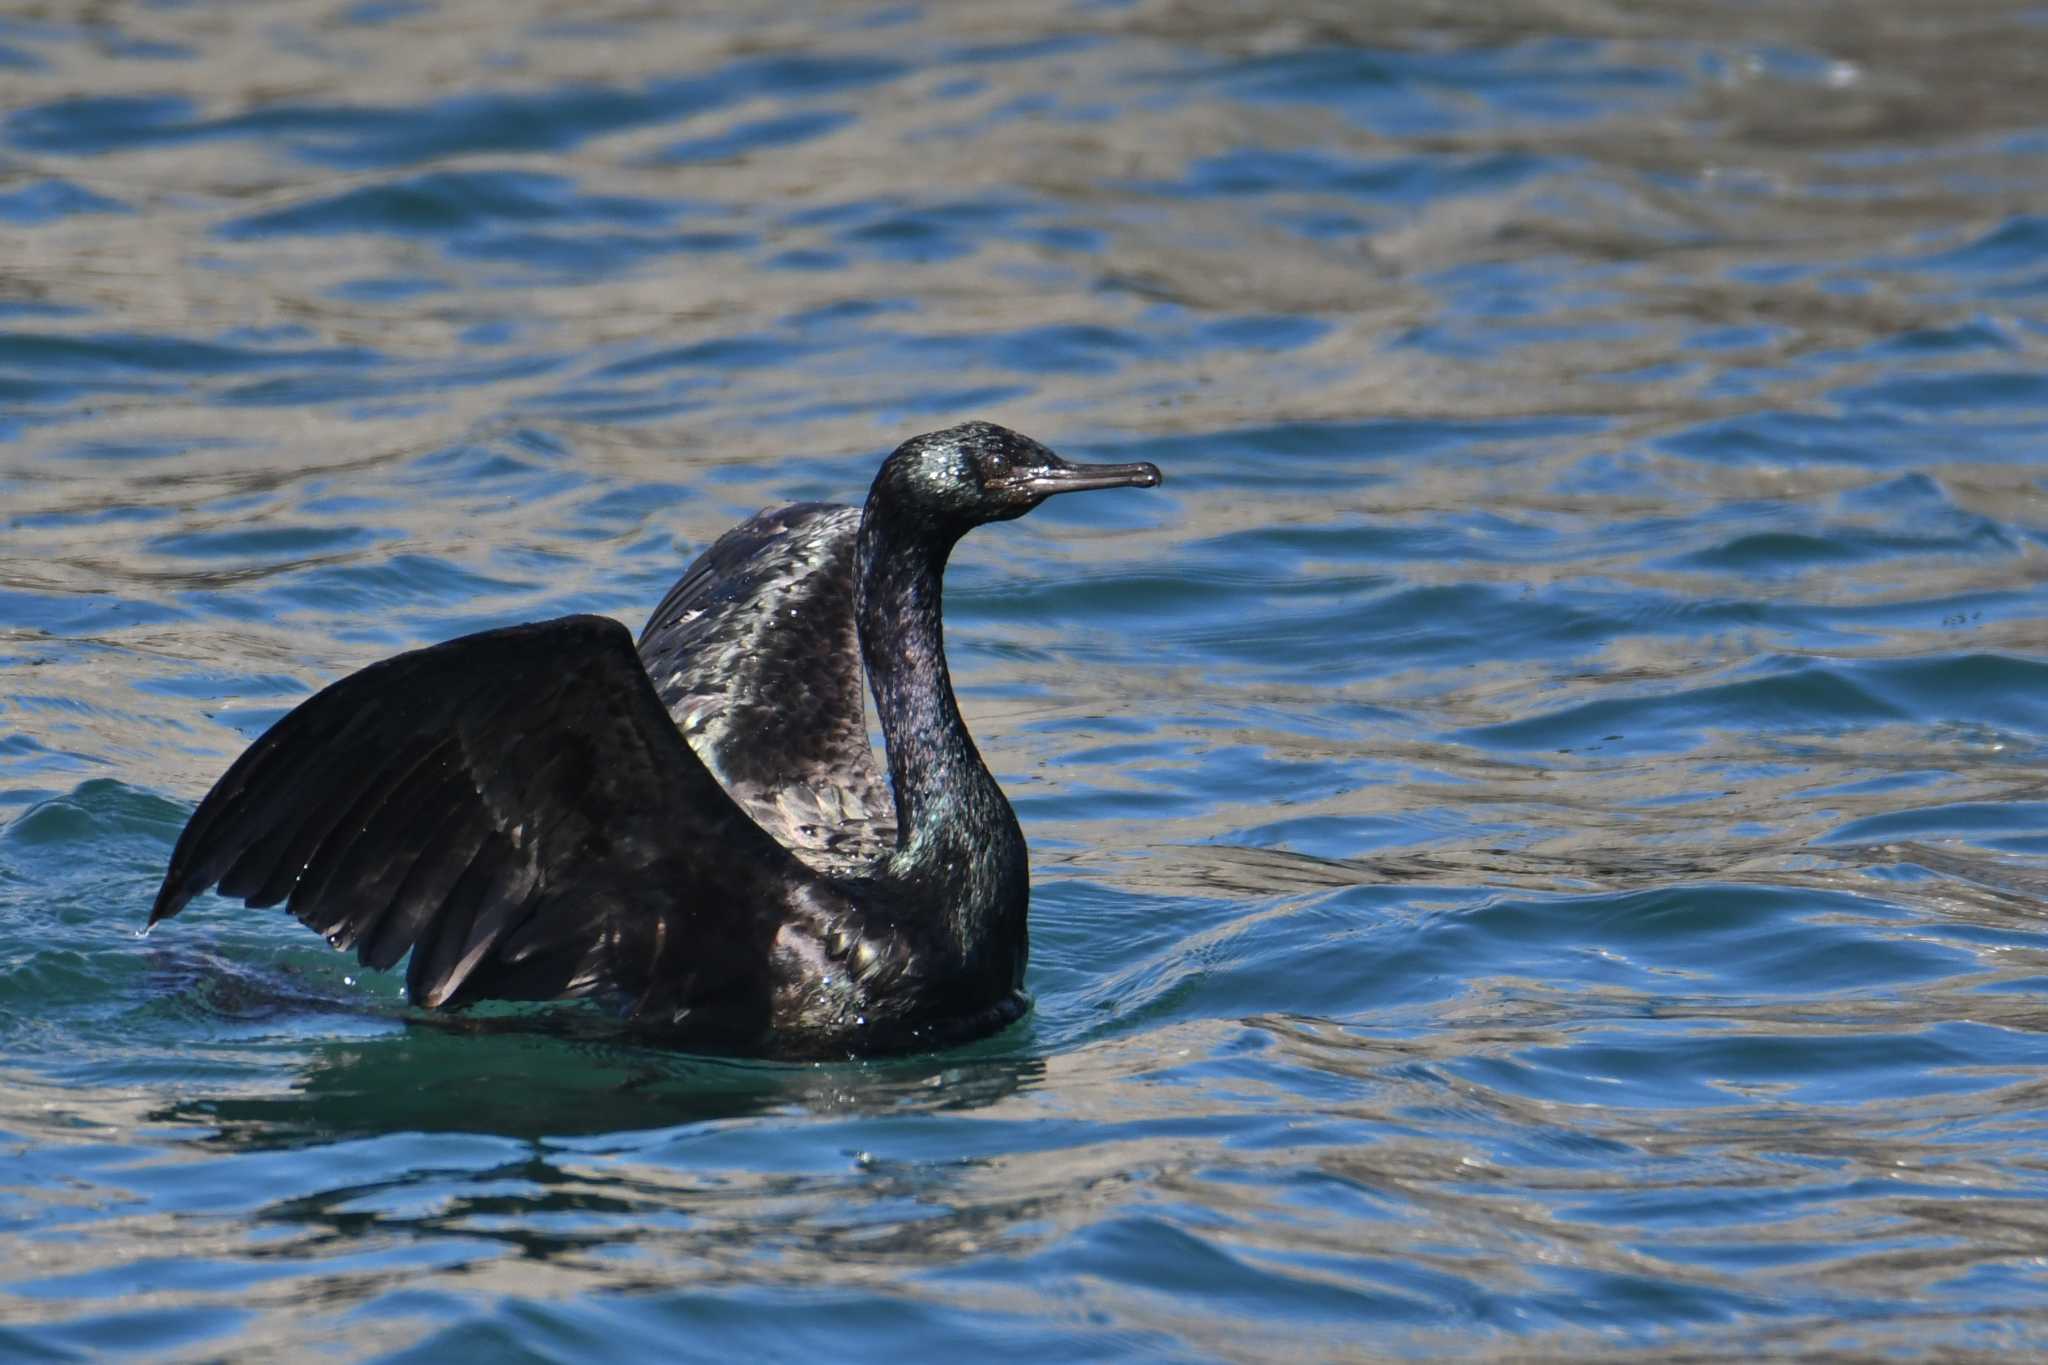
[637,503,895,870]
[150,614,816,1027]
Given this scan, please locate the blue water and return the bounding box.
[5,2,2048,1358]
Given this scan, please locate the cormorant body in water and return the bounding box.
[148,422,1161,1059]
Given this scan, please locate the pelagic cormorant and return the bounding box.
[148,422,1161,1058]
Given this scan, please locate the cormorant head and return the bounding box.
[874,421,1162,535]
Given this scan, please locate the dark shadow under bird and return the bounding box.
[148,422,1161,1059]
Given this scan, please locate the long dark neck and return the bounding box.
[855,499,1028,972]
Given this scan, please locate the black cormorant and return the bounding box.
[148,422,1162,1058]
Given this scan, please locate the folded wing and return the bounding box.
[150,615,809,1025]
[637,503,895,871]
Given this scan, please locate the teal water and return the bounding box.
[5,2,2048,1358]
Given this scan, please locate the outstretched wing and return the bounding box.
[150,615,814,1027]
[637,502,895,871]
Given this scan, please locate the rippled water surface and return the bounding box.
[7,1,2048,1358]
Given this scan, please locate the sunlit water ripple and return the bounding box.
[4,1,2048,1358]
